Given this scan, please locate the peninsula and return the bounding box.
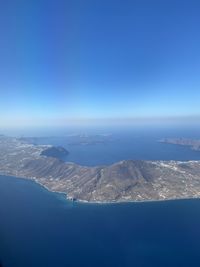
[159,138,200,151]
[1,135,200,203]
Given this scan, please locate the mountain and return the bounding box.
[1,136,200,203]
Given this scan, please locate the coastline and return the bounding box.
[1,173,200,206]
[1,136,200,206]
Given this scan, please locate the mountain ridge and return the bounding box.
[1,136,200,203]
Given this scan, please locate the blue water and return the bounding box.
[1,175,200,267]
[1,126,200,266]
[26,126,200,166]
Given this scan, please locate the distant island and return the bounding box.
[159,138,200,151]
[1,135,200,203]
[19,133,113,146]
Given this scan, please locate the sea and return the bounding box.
[1,125,200,267]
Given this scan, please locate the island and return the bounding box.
[40,146,69,159]
[1,135,200,203]
[159,138,200,151]
[19,134,113,146]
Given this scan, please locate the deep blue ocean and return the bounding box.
[1,126,200,267]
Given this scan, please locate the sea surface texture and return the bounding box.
[0,175,200,267]
[1,127,200,266]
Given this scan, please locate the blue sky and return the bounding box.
[1,0,200,127]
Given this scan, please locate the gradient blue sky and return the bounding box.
[1,0,200,127]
